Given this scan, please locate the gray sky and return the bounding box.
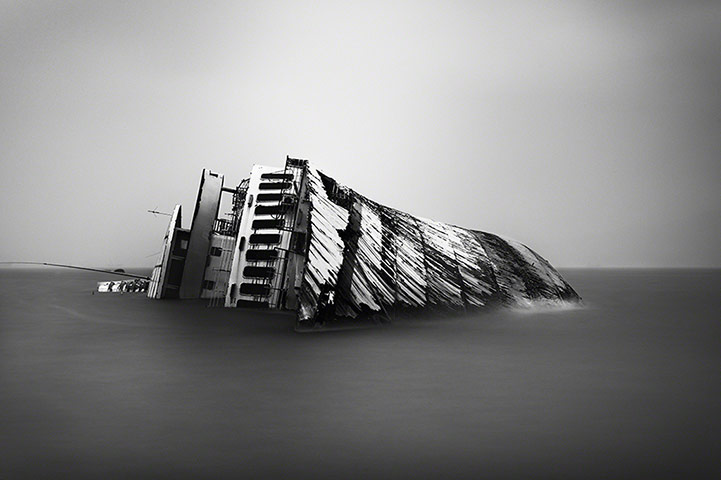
[1,1,719,268]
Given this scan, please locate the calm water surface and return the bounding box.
[1,268,720,479]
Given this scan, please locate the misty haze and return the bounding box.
[1,1,720,479]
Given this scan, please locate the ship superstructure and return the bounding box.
[148,157,580,326]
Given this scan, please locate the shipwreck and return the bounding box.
[147,157,580,327]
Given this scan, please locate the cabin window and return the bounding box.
[239,283,271,295]
[243,266,275,278]
[260,172,294,181]
[246,249,278,261]
[255,204,291,215]
[202,280,215,290]
[252,219,285,230]
[258,182,292,191]
[210,247,223,257]
[249,233,281,244]
[256,193,282,202]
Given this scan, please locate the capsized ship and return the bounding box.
[148,157,580,326]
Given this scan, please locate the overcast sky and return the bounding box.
[1,1,719,268]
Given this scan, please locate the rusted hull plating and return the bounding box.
[298,167,580,322]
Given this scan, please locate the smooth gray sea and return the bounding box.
[1,268,720,479]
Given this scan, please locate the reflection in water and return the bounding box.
[1,268,720,478]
